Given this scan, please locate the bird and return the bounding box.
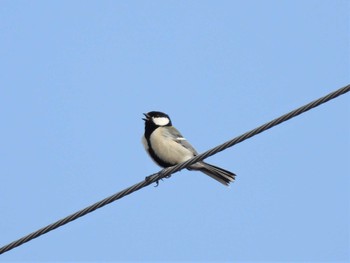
[142,111,236,186]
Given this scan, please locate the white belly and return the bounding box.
[149,127,194,165]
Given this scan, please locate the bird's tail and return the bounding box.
[188,161,236,186]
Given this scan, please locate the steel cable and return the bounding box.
[0,84,349,255]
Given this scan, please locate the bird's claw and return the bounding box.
[145,168,172,187]
[145,174,163,187]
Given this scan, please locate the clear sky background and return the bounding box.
[0,0,349,262]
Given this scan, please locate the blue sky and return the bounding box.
[0,0,349,262]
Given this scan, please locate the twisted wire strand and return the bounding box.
[157,83,350,177]
[0,84,349,255]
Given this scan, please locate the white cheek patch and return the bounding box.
[152,117,170,126]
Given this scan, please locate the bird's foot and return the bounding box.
[145,168,172,187]
[145,173,162,187]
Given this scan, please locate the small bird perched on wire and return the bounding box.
[142,111,236,186]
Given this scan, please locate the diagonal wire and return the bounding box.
[0,84,349,255]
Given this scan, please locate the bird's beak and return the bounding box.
[142,113,149,121]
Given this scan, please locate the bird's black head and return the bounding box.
[143,111,172,127]
[143,111,172,138]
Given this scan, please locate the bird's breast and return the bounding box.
[149,127,194,165]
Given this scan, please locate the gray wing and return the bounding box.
[163,126,198,155]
